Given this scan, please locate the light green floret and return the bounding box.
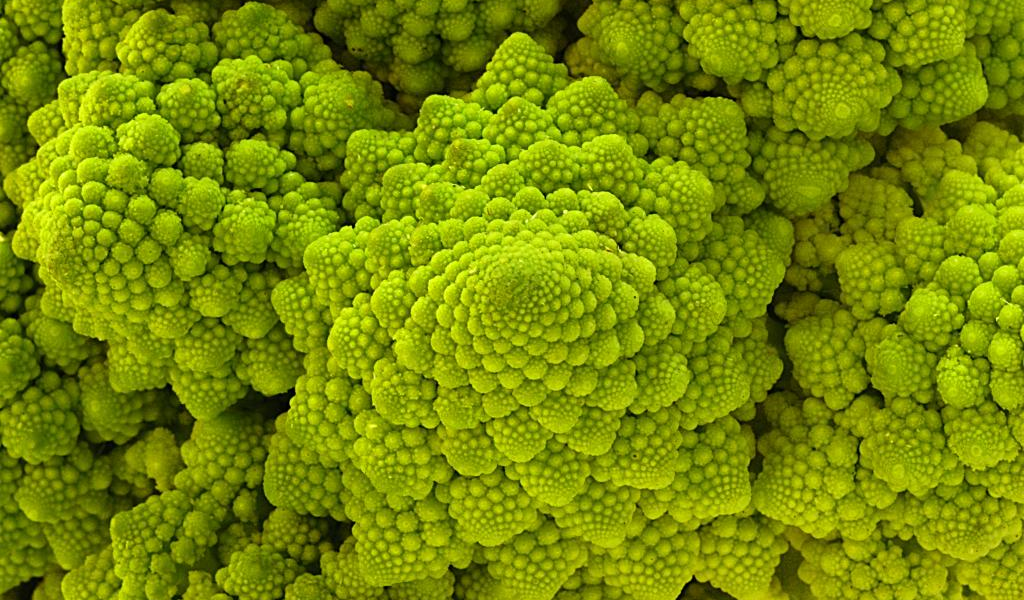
[269,179,343,270]
[461,520,585,600]
[116,9,219,82]
[412,96,491,163]
[351,410,450,500]
[943,401,1020,470]
[62,0,145,74]
[346,486,469,587]
[505,439,590,506]
[910,482,1021,561]
[212,192,276,264]
[640,416,754,526]
[111,411,270,598]
[180,143,225,182]
[636,160,716,246]
[0,318,38,403]
[680,0,795,84]
[631,339,690,413]
[6,0,62,44]
[117,113,182,167]
[976,20,1024,114]
[956,535,1024,600]
[485,406,553,464]
[235,324,304,396]
[979,328,1023,392]
[798,533,957,600]
[637,93,758,212]
[945,204,1000,258]
[186,263,246,319]
[746,211,794,273]
[572,0,689,93]
[548,479,639,548]
[13,442,111,527]
[766,34,901,140]
[968,449,1024,504]
[0,100,34,178]
[859,397,962,496]
[545,77,644,151]
[784,302,871,409]
[510,141,581,194]
[837,174,914,243]
[866,327,938,401]
[751,393,861,538]
[261,31,800,598]
[313,0,566,98]
[657,264,726,344]
[313,540,383,600]
[15,446,115,567]
[75,73,157,129]
[285,348,362,464]
[0,370,80,464]
[263,414,347,521]
[118,427,183,494]
[26,100,65,147]
[0,451,51,591]
[224,140,296,193]
[749,126,874,217]
[156,79,221,144]
[591,408,682,491]
[935,345,989,408]
[471,32,570,111]
[294,225,370,313]
[23,296,101,371]
[589,514,701,600]
[215,544,303,600]
[172,316,240,373]
[886,126,978,200]
[694,513,788,600]
[444,469,539,547]
[698,216,787,320]
[777,0,872,39]
[898,287,964,351]
[326,293,388,382]
[79,360,172,443]
[482,97,562,161]
[369,354,439,429]
[0,19,16,67]
[61,548,122,600]
[212,55,301,140]
[835,242,908,318]
[894,216,948,284]
[920,170,996,226]
[884,45,989,131]
[211,1,332,77]
[869,0,967,68]
[260,508,334,568]
[290,69,405,177]
[1,41,63,113]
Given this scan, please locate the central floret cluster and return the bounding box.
[267,33,790,600]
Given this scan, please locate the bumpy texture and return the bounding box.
[312,0,571,98]
[11,3,405,419]
[269,33,789,600]
[569,0,1019,150]
[772,120,1024,597]
[0,0,64,215]
[5,2,1024,600]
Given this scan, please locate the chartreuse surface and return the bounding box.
[1,1,1024,599]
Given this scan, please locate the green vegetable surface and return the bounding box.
[1,1,1023,599]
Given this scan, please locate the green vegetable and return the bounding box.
[1,1,1024,599]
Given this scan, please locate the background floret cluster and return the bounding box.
[1,1,1024,599]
